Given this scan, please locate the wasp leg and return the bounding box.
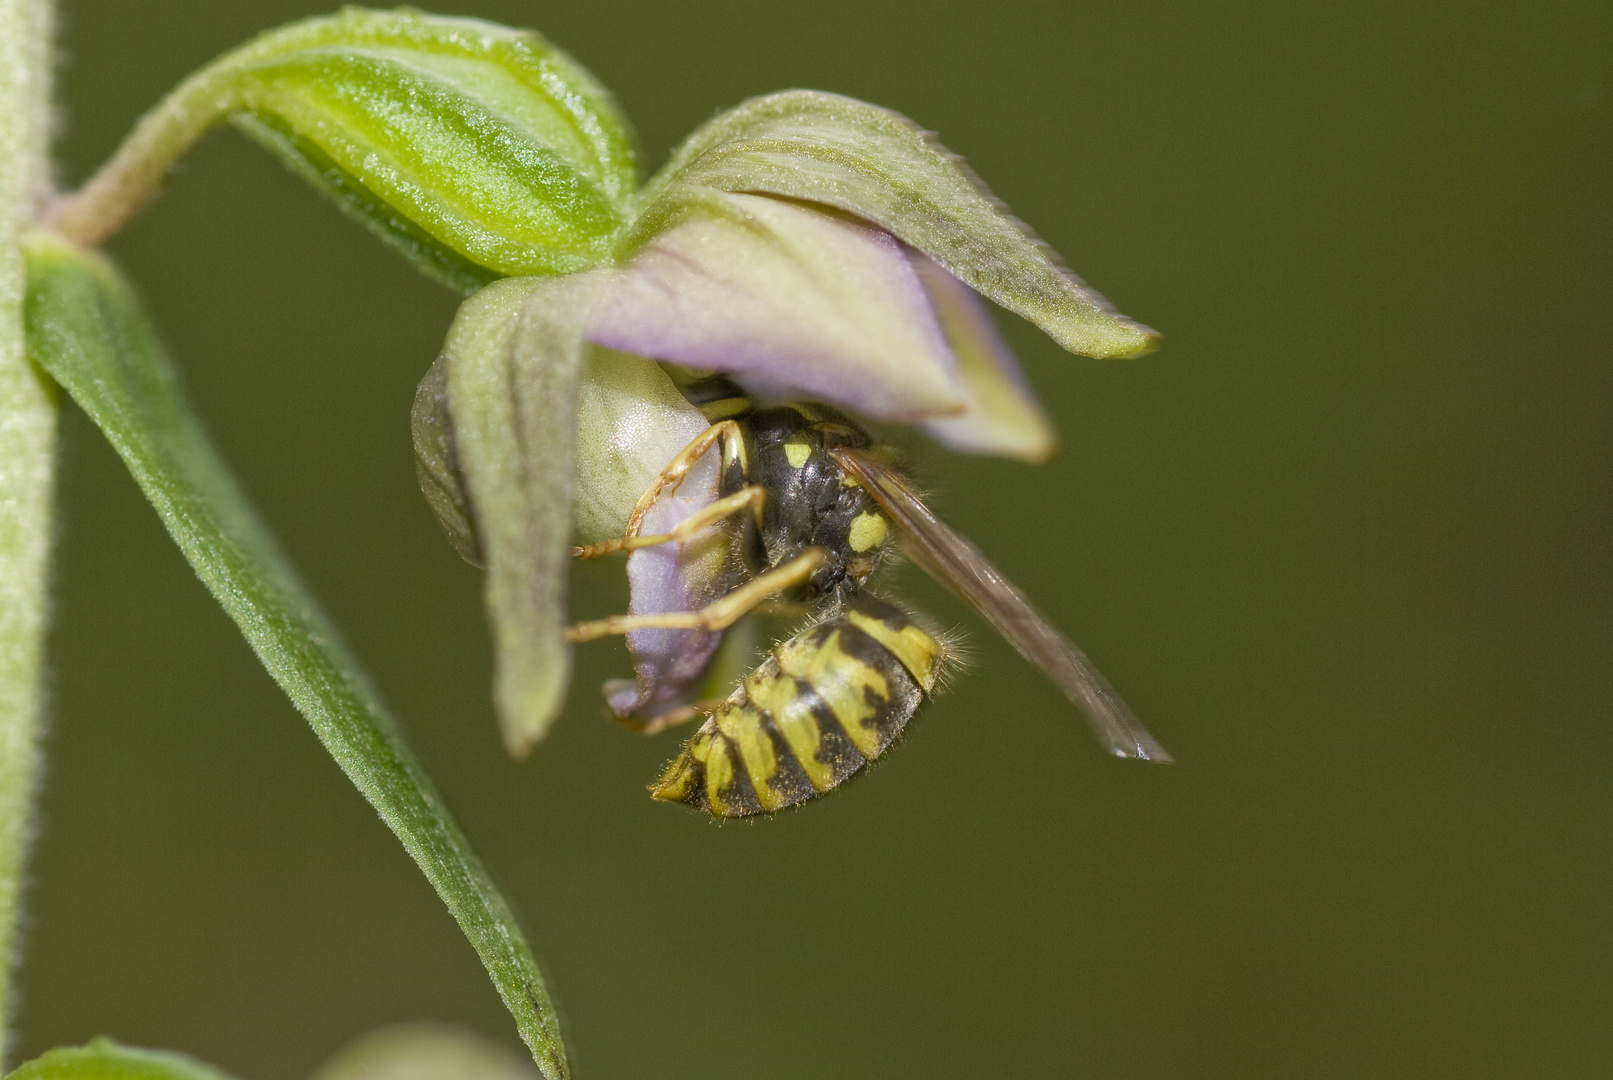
[572,485,764,559]
[621,419,747,540]
[566,548,827,643]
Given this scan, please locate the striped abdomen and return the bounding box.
[651,595,950,817]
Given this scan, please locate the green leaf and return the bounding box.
[49,8,637,289]
[231,111,504,296]
[637,89,1158,359]
[21,232,570,1080]
[6,1038,236,1080]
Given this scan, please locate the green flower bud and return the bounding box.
[48,7,638,292]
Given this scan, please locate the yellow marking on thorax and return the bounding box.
[845,609,946,693]
[783,441,812,469]
[778,629,889,758]
[698,396,752,421]
[848,511,888,553]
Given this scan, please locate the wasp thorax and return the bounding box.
[728,404,891,600]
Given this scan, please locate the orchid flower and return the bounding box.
[47,8,1158,757]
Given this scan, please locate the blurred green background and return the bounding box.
[19,1,1611,1077]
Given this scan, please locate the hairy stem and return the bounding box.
[42,44,228,247]
[0,0,57,1061]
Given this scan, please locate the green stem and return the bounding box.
[42,29,239,247]
[0,0,56,1062]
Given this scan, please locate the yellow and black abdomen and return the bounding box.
[651,595,951,817]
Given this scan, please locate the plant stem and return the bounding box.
[0,0,56,1062]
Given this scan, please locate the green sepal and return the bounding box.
[5,1038,236,1080]
[412,353,482,565]
[53,8,638,289]
[412,344,711,562]
[414,294,720,752]
[636,89,1157,358]
[22,232,571,1079]
[431,275,606,756]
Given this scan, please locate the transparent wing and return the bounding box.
[830,447,1172,762]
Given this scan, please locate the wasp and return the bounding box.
[568,378,1170,817]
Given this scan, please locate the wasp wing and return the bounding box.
[830,447,1171,762]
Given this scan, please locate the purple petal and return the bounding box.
[603,447,739,722]
[586,193,967,421]
[909,252,1057,462]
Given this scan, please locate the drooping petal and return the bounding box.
[416,315,722,751]
[586,191,968,421]
[636,90,1158,360]
[909,252,1057,462]
[436,273,606,757]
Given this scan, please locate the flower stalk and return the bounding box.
[0,0,57,1059]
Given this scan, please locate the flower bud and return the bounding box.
[50,8,637,292]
